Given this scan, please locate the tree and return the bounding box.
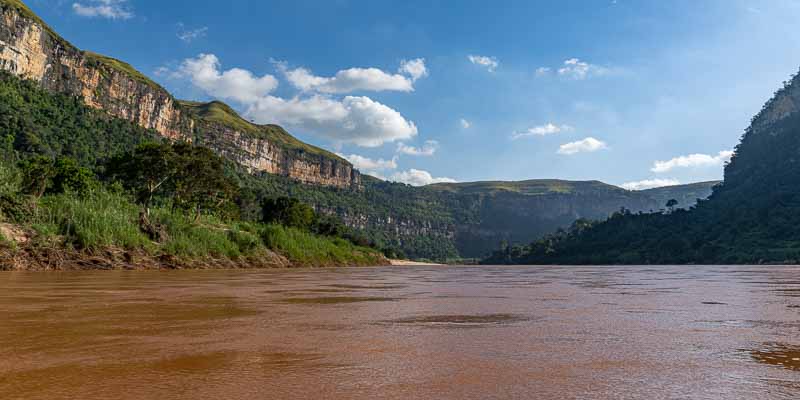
[261,197,316,229]
[18,155,54,199]
[171,143,238,220]
[50,157,96,195]
[107,142,177,214]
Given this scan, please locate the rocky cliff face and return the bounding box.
[0,1,357,188]
[747,71,800,135]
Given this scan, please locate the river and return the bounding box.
[1,265,799,399]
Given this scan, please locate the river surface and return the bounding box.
[2,265,800,399]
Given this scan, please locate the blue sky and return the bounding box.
[27,0,800,188]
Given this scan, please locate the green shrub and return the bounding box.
[0,158,20,195]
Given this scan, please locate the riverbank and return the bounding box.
[389,259,444,266]
[0,198,389,271]
[0,243,389,271]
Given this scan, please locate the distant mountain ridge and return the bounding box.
[0,0,359,187]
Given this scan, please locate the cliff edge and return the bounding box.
[0,0,358,188]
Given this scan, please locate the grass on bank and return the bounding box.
[10,189,383,266]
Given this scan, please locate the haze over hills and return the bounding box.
[0,0,719,261]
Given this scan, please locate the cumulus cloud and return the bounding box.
[177,54,278,103]
[72,0,132,19]
[651,150,733,173]
[512,123,573,139]
[557,58,609,80]
[177,24,208,43]
[557,137,608,155]
[338,153,398,172]
[468,55,499,72]
[460,118,471,129]
[278,59,426,94]
[247,95,417,147]
[621,178,681,191]
[173,54,420,148]
[390,169,456,186]
[397,140,438,156]
[399,58,428,81]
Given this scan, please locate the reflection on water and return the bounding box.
[752,344,800,371]
[2,265,800,399]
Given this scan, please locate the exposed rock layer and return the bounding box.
[0,2,358,188]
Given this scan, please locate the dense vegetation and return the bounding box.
[485,70,800,265]
[0,65,720,264]
[0,71,384,269]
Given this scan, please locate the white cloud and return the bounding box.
[177,54,278,103]
[399,58,428,81]
[557,137,608,155]
[173,54,420,148]
[278,59,426,94]
[72,0,132,19]
[651,150,733,173]
[390,169,456,186]
[535,67,551,77]
[621,178,680,191]
[460,118,471,129]
[247,95,418,147]
[397,140,438,156]
[468,55,499,72]
[338,153,398,172]
[557,58,608,80]
[177,24,208,43]
[512,123,573,139]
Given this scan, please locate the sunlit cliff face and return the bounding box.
[0,4,358,188]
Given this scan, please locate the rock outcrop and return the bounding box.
[0,0,358,188]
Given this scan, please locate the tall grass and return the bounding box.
[152,210,263,258]
[259,224,383,266]
[34,191,151,250]
[24,188,383,266]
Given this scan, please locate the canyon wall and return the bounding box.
[0,1,357,187]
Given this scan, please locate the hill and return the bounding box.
[0,0,357,188]
[484,69,800,265]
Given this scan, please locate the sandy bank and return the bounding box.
[389,259,444,266]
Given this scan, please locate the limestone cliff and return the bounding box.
[0,0,357,188]
[748,70,800,135]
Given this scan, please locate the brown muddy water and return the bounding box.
[2,265,800,399]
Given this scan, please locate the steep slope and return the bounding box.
[485,68,800,265]
[0,0,357,187]
[640,181,719,210]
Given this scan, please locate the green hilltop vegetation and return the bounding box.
[177,100,344,160]
[428,179,631,196]
[485,69,800,265]
[83,52,165,90]
[0,71,385,269]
